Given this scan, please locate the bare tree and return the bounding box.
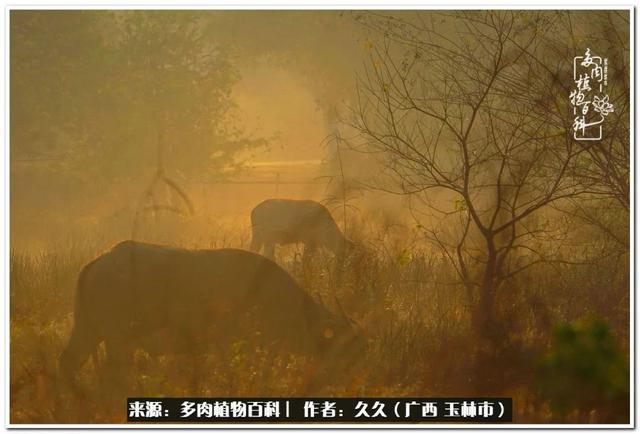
[492,11,630,250]
[544,12,630,248]
[348,11,605,342]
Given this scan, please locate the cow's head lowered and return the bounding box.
[59,240,366,394]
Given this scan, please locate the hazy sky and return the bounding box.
[10,11,373,247]
[11,10,628,249]
[233,60,328,162]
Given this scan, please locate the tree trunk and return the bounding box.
[472,235,501,393]
[475,235,498,340]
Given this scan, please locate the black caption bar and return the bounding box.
[127,397,512,423]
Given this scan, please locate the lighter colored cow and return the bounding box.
[250,199,355,260]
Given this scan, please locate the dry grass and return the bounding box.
[9,214,629,424]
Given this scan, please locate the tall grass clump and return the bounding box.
[10,214,629,423]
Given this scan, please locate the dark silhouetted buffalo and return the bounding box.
[59,240,363,392]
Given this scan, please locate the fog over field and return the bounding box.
[10,10,630,424]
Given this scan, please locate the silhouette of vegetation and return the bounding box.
[347,10,629,393]
[9,9,629,425]
[11,11,264,180]
[10,213,629,423]
[535,318,629,423]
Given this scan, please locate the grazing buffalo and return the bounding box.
[59,240,364,391]
[250,199,355,260]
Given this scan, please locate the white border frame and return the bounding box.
[2,2,635,430]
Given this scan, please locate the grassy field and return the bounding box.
[9,213,630,424]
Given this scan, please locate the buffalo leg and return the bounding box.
[250,231,263,253]
[59,325,98,387]
[101,337,135,401]
[56,326,99,421]
[264,242,276,260]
